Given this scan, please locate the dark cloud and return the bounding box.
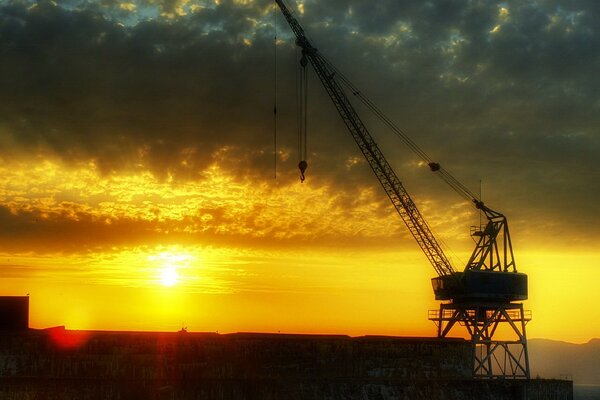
[0,0,598,249]
[0,0,284,177]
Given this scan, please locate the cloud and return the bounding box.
[0,0,598,253]
[0,158,410,253]
[1,0,282,176]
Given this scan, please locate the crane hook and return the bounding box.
[298,160,308,183]
[300,54,308,67]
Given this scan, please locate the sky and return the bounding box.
[0,0,599,342]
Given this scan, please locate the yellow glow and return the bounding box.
[2,245,599,341]
[0,158,598,342]
[490,6,509,35]
[119,2,136,12]
[520,251,600,343]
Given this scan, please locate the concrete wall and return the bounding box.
[0,329,572,399]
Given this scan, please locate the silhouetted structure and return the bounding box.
[0,296,29,331]
[0,330,573,399]
[274,0,530,378]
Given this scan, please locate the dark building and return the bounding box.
[0,330,573,399]
[0,296,29,330]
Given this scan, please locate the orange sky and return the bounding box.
[0,157,598,343]
[0,0,599,343]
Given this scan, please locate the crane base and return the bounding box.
[429,302,531,379]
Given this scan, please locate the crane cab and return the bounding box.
[432,270,528,302]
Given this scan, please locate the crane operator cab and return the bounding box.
[432,271,528,302]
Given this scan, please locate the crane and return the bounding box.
[275,0,531,379]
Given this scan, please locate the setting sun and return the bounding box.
[160,268,179,287]
[148,251,194,288]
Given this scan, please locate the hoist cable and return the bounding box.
[319,55,480,203]
[303,64,308,160]
[273,7,278,179]
[295,47,302,162]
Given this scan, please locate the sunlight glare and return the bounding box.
[160,268,179,287]
[149,250,193,288]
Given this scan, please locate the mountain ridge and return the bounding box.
[528,338,600,384]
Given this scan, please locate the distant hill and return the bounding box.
[529,338,600,384]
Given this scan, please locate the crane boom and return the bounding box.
[275,0,454,277]
[275,0,531,379]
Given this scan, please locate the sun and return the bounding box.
[160,267,179,287]
[149,250,193,288]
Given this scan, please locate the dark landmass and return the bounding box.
[573,385,600,400]
[529,338,600,384]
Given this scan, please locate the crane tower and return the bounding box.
[275,0,530,379]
